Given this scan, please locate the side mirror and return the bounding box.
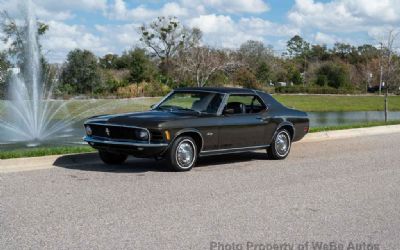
[150,104,156,109]
[265,104,270,112]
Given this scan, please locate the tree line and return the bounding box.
[0,15,399,98]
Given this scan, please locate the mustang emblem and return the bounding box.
[105,128,110,136]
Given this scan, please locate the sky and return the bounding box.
[0,0,399,63]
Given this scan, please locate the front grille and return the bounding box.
[149,130,164,142]
[90,124,143,141]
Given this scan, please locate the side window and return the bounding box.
[224,95,266,115]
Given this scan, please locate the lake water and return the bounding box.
[1,111,400,150]
[309,111,400,127]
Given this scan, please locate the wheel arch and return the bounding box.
[173,129,204,153]
[274,122,295,141]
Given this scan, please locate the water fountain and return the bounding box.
[0,0,73,146]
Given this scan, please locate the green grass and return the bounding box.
[1,95,400,115]
[0,146,95,160]
[274,95,400,112]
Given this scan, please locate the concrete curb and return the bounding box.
[0,153,99,173]
[1,124,400,173]
[303,124,400,142]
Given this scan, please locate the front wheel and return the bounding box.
[267,129,291,160]
[166,136,198,171]
[99,150,128,165]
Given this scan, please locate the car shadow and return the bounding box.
[53,151,269,173]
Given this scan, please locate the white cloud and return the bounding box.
[314,32,337,45]
[108,0,188,21]
[189,14,298,48]
[180,0,269,14]
[37,0,107,12]
[42,21,107,63]
[189,14,235,34]
[288,0,400,32]
[95,23,141,50]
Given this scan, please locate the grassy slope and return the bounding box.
[1,95,400,114]
[274,95,400,112]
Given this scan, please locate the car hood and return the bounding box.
[86,110,197,128]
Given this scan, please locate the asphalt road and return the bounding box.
[1,133,400,250]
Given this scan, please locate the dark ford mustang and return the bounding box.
[84,87,309,171]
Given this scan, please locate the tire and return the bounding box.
[99,150,128,165]
[166,136,198,171]
[267,129,291,160]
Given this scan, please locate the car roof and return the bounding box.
[174,87,258,94]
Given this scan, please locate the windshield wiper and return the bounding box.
[176,107,202,115]
[156,105,204,115]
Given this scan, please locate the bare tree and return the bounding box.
[176,46,241,87]
[378,29,400,121]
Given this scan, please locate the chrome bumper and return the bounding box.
[83,136,168,147]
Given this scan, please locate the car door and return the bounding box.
[218,94,269,149]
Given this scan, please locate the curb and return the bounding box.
[1,125,400,173]
[303,124,400,142]
[0,153,99,174]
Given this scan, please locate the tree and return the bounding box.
[239,40,273,68]
[287,35,310,58]
[0,11,48,66]
[99,54,120,69]
[0,51,10,98]
[232,67,258,89]
[256,62,271,84]
[378,29,400,92]
[377,29,400,122]
[316,62,349,89]
[139,16,201,76]
[176,46,233,87]
[332,43,353,59]
[60,49,101,95]
[125,48,157,83]
[310,44,330,61]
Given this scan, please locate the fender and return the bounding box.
[272,121,295,140]
[166,128,205,152]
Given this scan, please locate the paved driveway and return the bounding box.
[1,133,399,249]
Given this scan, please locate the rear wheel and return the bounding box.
[99,150,128,165]
[166,136,198,171]
[267,129,291,160]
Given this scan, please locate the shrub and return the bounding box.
[315,62,350,89]
[116,82,170,98]
[232,67,260,89]
[275,85,362,94]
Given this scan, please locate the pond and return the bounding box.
[1,111,400,150]
[309,111,400,127]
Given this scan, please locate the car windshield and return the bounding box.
[157,91,224,114]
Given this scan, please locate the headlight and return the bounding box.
[135,129,149,140]
[85,125,92,136]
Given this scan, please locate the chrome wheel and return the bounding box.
[176,139,195,169]
[275,131,290,157]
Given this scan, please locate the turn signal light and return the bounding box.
[165,130,171,141]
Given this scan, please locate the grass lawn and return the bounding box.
[1,95,400,115]
[0,146,96,160]
[274,95,400,112]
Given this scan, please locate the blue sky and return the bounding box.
[1,0,399,63]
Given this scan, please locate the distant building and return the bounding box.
[275,82,288,87]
